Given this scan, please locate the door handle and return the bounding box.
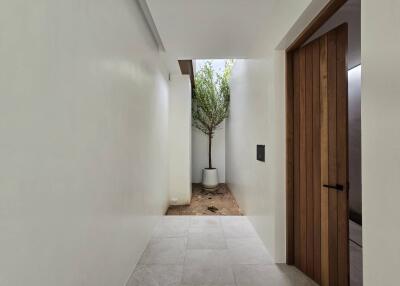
[323,184,344,191]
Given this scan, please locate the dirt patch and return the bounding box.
[166,184,242,216]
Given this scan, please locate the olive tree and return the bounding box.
[192,60,233,169]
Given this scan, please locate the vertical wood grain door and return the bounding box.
[291,24,349,286]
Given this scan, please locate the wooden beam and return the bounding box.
[178,60,195,90]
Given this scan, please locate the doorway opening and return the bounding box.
[286,0,361,285]
[167,59,242,216]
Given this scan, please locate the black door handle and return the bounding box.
[323,184,344,191]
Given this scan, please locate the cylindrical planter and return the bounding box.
[202,168,219,191]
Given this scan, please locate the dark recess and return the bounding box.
[257,145,265,162]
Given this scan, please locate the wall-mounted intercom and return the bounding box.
[257,145,265,162]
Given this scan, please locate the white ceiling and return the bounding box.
[145,0,316,59]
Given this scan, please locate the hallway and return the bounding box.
[2,0,400,285]
[127,216,316,286]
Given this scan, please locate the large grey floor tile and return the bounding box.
[187,231,227,249]
[188,216,223,235]
[152,216,190,238]
[162,216,191,225]
[126,265,183,286]
[190,216,221,228]
[131,216,322,286]
[188,225,223,235]
[139,237,187,265]
[227,238,273,265]
[184,249,231,267]
[277,265,318,286]
[226,237,263,248]
[181,265,235,285]
[233,264,317,286]
[220,216,249,225]
[221,218,257,238]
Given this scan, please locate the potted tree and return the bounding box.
[192,61,233,191]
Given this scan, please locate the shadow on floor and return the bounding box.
[166,184,242,216]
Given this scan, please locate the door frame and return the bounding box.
[285,0,348,265]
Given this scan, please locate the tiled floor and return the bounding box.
[166,184,242,216]
[127,216,317,286]
[349,220,363,286]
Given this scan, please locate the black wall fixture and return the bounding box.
[257,145,265,162]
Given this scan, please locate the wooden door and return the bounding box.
[291,24,348,286]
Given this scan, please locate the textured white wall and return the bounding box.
[0,1,170,285]
[226,53,286,262]
[362,1,400,285]
[169,74,192,205]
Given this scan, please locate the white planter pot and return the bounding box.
[202,168,219,191]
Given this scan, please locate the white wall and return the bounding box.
[226,53,286,262]
[0,1,170,285]
[362,1,400,285]
[169,74,192,205]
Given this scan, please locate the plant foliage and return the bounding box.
[192,60,234,168]
[192,60,233,135]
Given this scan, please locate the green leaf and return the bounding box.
[192,60,233,135]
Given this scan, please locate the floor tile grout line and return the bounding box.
[131,216,317,286]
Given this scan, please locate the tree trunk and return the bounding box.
[208,132,212,169]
